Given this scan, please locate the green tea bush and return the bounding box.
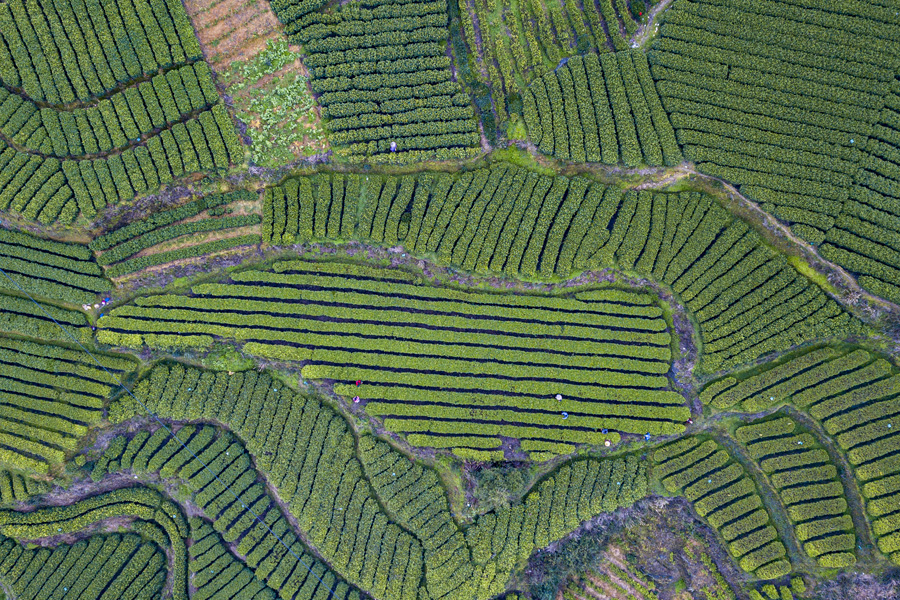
[652,436,790,579]
[650,0,900,304]
[0,336,135,473]
[99,257,687,450]
[0,533,166,600]
[523,52,681,166]
[735,416,856,568]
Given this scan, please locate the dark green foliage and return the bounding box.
[523,52,680,167]
[0,336,135,473]
[702,345,900,565]
[0,533,166,600]
[650,0,900,304]
[0,0,240,224]
[0,487,186,600]
[275,0,479,163]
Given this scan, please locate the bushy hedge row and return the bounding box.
[189,519,280,600]
[0,336,136,472]
[735,416,856,568]
[649,0,900,306]
[259,165,863,372]
[98,214,259,267]
[0,0,202,104]
[700,343,900,564]
[64,104,243,219]
[0,471,49,506]
[0,532,166,600]
[92,190,250,251]
[32,63,220,158]
[0,486,187,600]
[105,234,260,277]
[0,289,92,345]
[466,454,649,597]
[0,227,109,304]
[0,141,76,224]
[98,257,688,447]
[522,52,681,167]
[273,0,478,162]
[653,436,790,579]
[108,367,420,600]
[106,362,659,599]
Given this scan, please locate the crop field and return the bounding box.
[647,0,900,304]
[734,416,856,568]
[97,259,687,457]
[522,51,681,165]
[2,0,900,598]
[652,436,790,579]
[455,0,657,103]
[0,0,245,224]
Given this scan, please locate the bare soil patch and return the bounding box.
[186,0,283,70]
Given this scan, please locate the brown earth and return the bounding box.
[185,0,283,70]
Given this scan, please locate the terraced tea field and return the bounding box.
[1,0,900,598]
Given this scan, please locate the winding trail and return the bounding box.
[780,405,881,566]
[630,0,673,49]
[709,430,811,571]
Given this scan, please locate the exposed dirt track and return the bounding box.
[630,0,673,49]
[781,406,881,566]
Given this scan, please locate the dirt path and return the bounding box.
[710,430,812,571]
[630,0,673,49]
[781,406,881,566]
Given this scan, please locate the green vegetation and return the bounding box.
[260,166,864,372]
[0,532,167,600]
[651,0,900,304]
[2,0,900,597]
[523,52,681,165]
[0,228,108,304]
[653,436,791,579]
[0,486,188,599]
[270,0,480,163]
[701,345,900,565]
[0,336,135,472]
[0,0,244,224]
[0,471,49,506]
[98,259,685,454]
[99,362,651,600]
[735,416,856,568]
[221,39,326,167]
[454,0,658,109]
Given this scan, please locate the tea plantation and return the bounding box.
[0,0,899,598]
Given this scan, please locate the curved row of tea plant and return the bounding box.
[734,416,856,568]
[276,0,480,163]
[522,52,681,166]
[653,436,791,579]
[0,336,136,473]
[701,345,900,564]
[649,0,900,305]
[93,423,368,600]
[0,532,167,600]
[261,167,865,372]
[456,0,657,108]
[0,486,187,600]
[0,228,109,304]
[106,361,652,600]
[0,0,243,224]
